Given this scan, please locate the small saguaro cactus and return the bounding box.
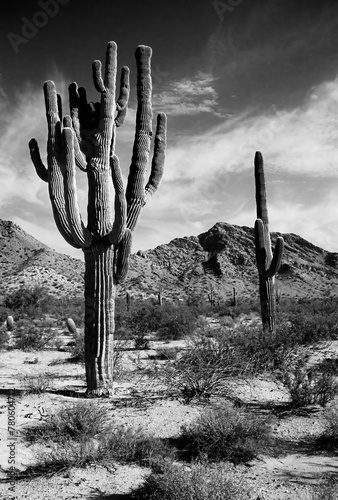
[29,42,167,396]
[254,151,284,333]
[6,316,14,331]
[65,318,77,335]
[158,285,163,306]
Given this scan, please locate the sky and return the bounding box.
[1,0,338,259]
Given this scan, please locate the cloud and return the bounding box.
[1,66,338,258]
[153,71,226,117]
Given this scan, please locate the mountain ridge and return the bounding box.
[0,219,337,303]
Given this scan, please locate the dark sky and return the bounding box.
[0,0,338,257]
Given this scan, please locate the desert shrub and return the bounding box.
[166,336,233,402]
[24,401,175,476]
[156,302,198,340]
[311,474,338,500]
[178,404,272,465]
[43,295,84,327]
[22,439,102,477]
[133,462,250,500]
[99,426,175,468]
[4,285,50,318]
[25,401,111,444]
[280,358,338,408]
[278,297,338,345]
[22,374,53,394]
[316,400,338,451]
[13,320,55,351]
[168,325,295,402]
[0,325,10,349]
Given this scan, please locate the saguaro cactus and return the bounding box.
[29,42,167,396]
[254,152,284,333]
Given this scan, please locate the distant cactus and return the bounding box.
[65,318,77,335]
[29,42,166,396]
[158,285,163,306]
[232,287,236,307]
[6,316,14,331]
[254,152,284,333]
[207,284,215,307]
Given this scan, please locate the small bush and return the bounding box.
[133,462,250,500]
[4,285,50,318]
[179,404,272,465]
[24,401,175,476]
[280,358,338,408]
[311,474,338,500]
[25,401,111,444]
[316,400,338,451]
[100,426,175,469]
[13,320,56,351]
[22,374,53,394]
[165,336,233,402]
[0,325,10,350]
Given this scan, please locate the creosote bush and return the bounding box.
[23,401,174,476]
[315,400,338,451]
[178,404,272,465]
[133,462,250,500]
[13,319,56,351]
[24,401,111,443]
[280,357,338,408]
[116,298,198,341]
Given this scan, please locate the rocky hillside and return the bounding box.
[0,219,337,303]
[0,220,84,297]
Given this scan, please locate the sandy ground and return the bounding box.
[0,334,338,499]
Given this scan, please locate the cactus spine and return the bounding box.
[29,42,166,396]
[254,152,284,333]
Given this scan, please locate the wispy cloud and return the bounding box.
[1,66,338,257]
[154,71,226,117]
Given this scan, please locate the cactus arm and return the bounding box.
[126,47,167,231]
[62,126,92,248]
[254,151,268,224]
[107,154,126,245]
[145,112,167,199]
[96,41,117,139]
[267,236,284,278]
[43,81,81,249]
[28,139,48,182]
[92,60,105,93]
[115,66,130,127]
[62,115,87,172]
[126,46,153,210]
[114,229,132,283]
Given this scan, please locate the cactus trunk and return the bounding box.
[84,243,115,396]
[258,273,276,333]
[254,152,284,334]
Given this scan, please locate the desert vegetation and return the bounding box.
[1,282,338,497]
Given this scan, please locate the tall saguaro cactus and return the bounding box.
[29,42,167,396]
[254,151,284,333]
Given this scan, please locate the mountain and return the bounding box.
[0,219,337,303]
[0,220,84,297]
